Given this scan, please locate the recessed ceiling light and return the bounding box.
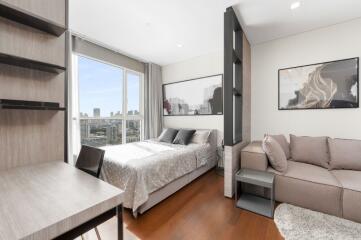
[290,1,301,10]
[177,44,183,48]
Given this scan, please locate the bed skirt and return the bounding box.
[136,158,217,215]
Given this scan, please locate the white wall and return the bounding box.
[162,51,223,144]
[251,18,361,141]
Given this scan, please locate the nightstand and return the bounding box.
[235,168,275,218]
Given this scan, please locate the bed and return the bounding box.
[100,130,217,216]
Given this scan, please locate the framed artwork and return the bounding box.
[163,74,223,116]
[278,57,359,110]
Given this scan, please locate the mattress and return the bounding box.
[100,139,215,213]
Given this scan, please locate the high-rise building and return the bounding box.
[93,108,100,117]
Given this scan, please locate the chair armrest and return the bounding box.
[240,141,269,171]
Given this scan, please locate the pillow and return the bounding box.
[290,134,330,168]
[328,138,361,170]
[157,129,167,140]
[262,136,288,173]
[191,130,211,144]
[264,134,290,159]
[158,128,179,143]
[173,129,196,145]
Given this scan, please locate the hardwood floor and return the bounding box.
[83,170,283,240]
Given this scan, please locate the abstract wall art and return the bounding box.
[278,58,359,110]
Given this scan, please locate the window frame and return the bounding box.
[73,53,144,146]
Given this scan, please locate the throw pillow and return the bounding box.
[173,129,196,145]
[262,135,288,173]
[191,130,211,144]
[265,134,291,159]
[158,128,179,143]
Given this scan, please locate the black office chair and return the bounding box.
[76,145,105,240]
[76,145,105,178]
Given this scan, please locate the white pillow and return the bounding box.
[191,130,211,144]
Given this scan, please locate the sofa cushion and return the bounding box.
[328,138,361,170]
[332,170,361,223]
[262,136,287,173]
[290,135,330,168]
[241,141,268,171]
[271,161,340,186]
[268,161,342,217]
[265,134,291,159]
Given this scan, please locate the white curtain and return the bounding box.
[67,33,81,165]
[144,63,163,139]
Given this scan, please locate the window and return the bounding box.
[76,55,143,147]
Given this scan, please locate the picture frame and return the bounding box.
[278,57,359,110]
[162,74,223,116]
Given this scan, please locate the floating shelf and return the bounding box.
[0,53,66,74]
[0,0,66,36]
[0,99,66,111]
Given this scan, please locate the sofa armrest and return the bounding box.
[240,141,269,171]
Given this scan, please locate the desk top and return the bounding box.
[0,161,123,240]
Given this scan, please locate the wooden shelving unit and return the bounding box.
[0,99,65,111]
[0,53,66,74]
[0,0,66,36]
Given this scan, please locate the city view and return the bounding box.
[80,108,141,147]
[78,56,142,147]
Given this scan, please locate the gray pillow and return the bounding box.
[328,138,361,170]
[290,134,330,168]
[173,129,196,145]
[265,134,290,159]
[158,128,179,143]
[262,135,288,173]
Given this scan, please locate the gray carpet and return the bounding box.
[274,204,361,240]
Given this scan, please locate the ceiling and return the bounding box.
[233,0,361,45]
[70,0,361,66]
[69,0,224,66]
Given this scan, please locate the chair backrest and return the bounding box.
[75,145,105,178]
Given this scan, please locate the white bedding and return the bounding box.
[100,139,215,213]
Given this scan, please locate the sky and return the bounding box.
[78,56,140,117]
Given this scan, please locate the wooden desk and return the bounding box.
[0,161,124,240]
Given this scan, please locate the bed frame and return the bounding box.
[136,130,218,216]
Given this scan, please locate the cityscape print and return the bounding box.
[163,75,223,116]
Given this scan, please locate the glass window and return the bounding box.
[77,55,143,147]
[78,56,123,118]
[127,72,141,116]
[126,120,141,143]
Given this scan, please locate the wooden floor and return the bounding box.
[84,170,283,240]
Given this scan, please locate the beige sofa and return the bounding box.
[240,138,361,223]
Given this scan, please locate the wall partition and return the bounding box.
[223,6,252,197]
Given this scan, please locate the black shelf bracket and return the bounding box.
[0,0,66,36]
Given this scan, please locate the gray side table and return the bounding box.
[235,169,275,218]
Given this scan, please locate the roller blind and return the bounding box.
[72,35,145,73]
